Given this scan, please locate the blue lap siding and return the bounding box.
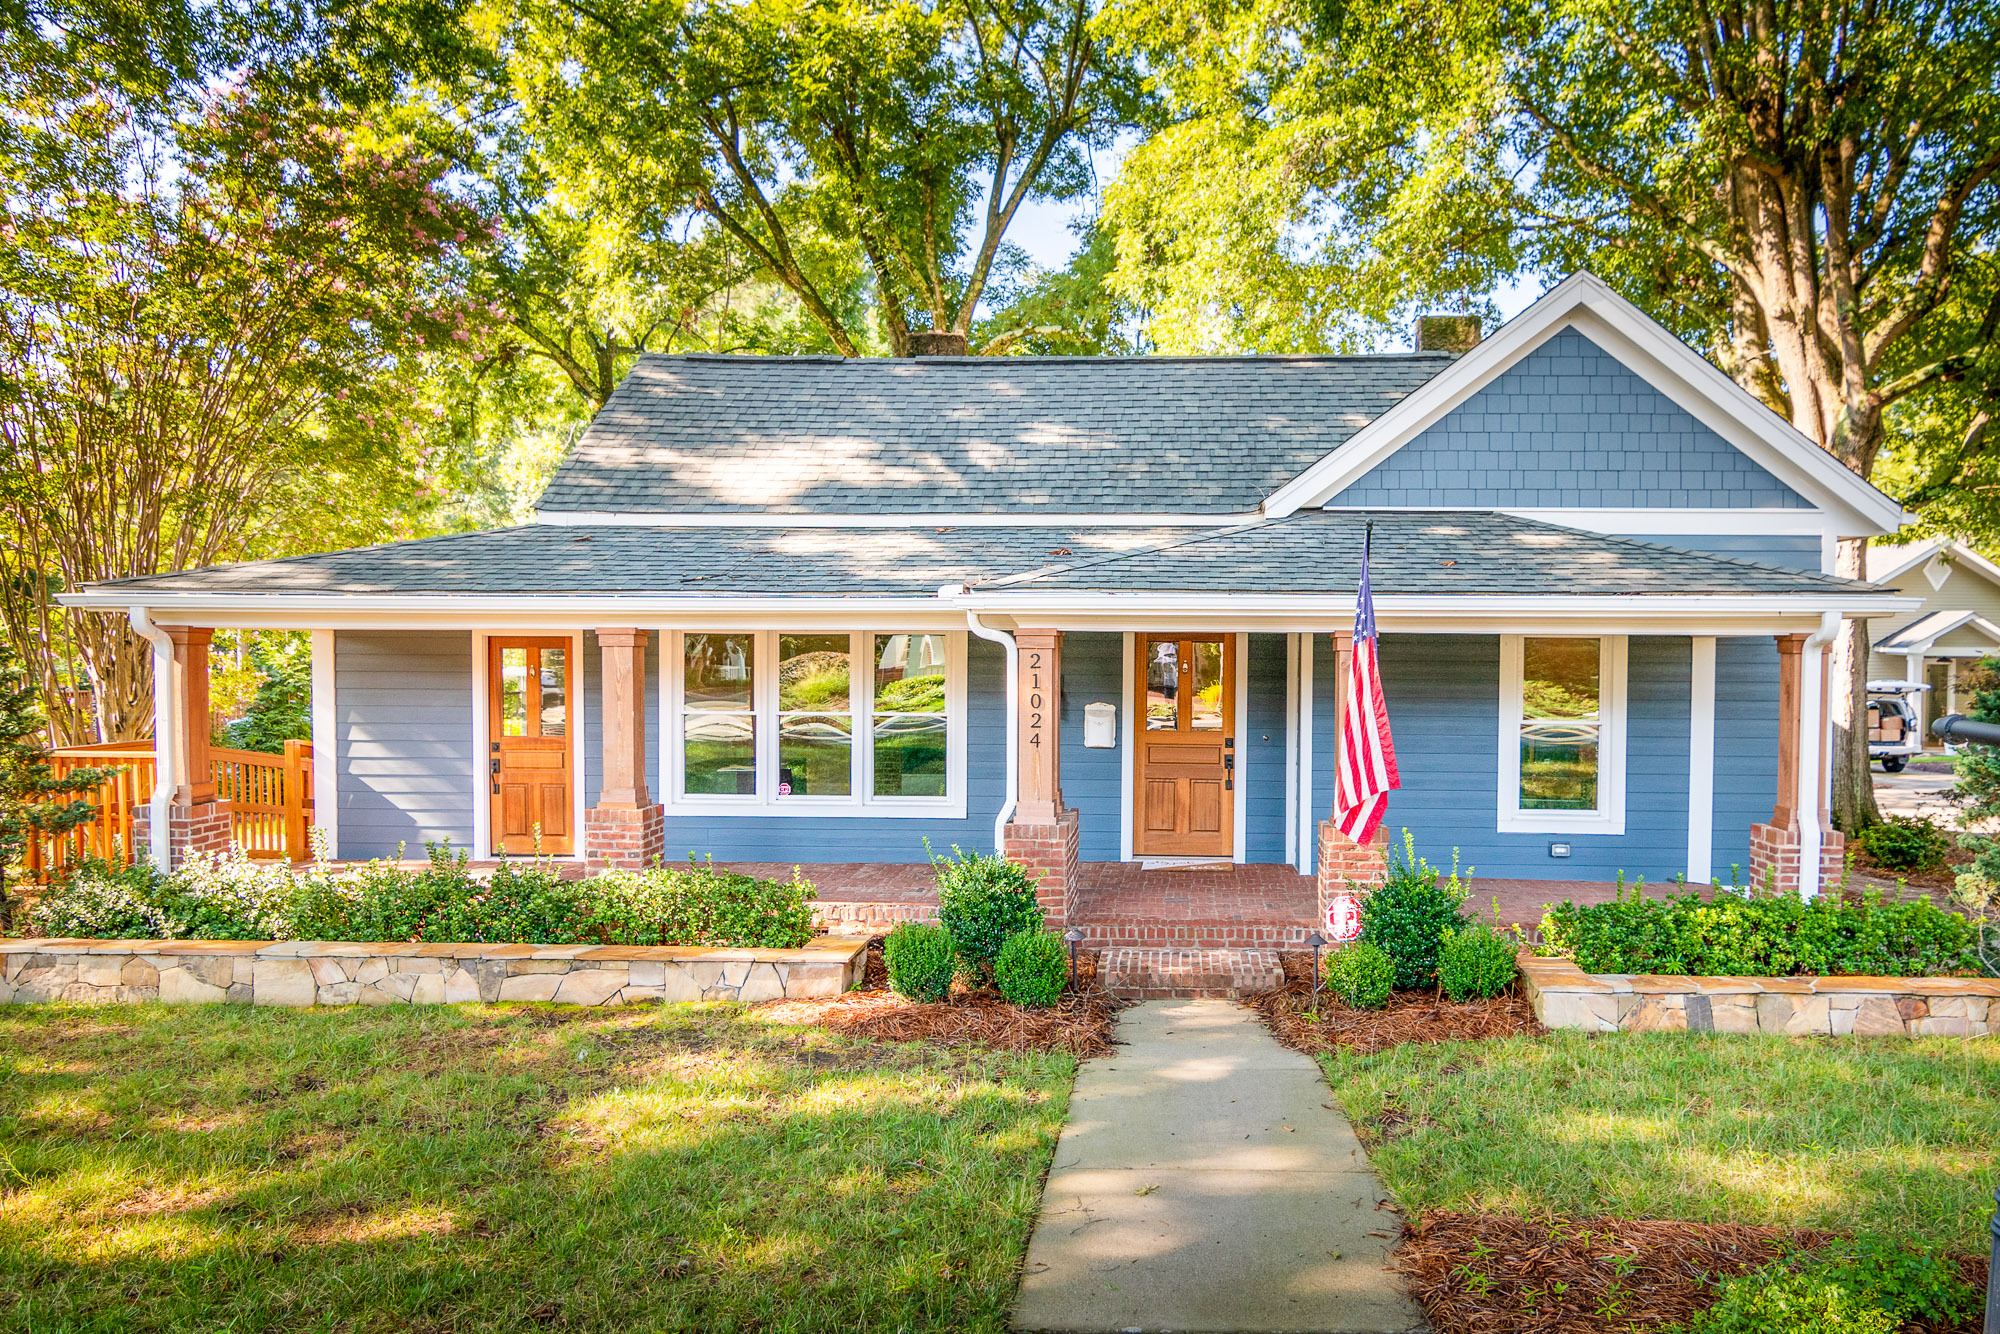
[332,631,476,860]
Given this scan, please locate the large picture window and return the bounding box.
[1497,635,1627,835]
[667,630,965,816]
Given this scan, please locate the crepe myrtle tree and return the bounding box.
[1103,0,2000,829]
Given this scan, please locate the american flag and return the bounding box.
[1334,523,1400,843]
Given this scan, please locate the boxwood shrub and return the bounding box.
[931,844,1043,978]
[1438,924,1519,1000]
[1539,881,1978,978]
[1357,832,1473,989]
[994,930,1068,1007]
[884,922,956,1002]
[1324,940,1395,1010]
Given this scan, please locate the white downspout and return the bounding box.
[965,611,1018,855]
[128,606,174,870]
[1800,610,1841,899]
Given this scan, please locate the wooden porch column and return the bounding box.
[1771,633,1806,830]
[595,628,651,808]
[585,628,664,870]
[1014,628,1064,824]
[1005,627,1078,929]
[164,626,216,807]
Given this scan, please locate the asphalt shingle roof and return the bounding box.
[87,512,1885,599]
[535,353,1457,516]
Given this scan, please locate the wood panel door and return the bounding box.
[1133,634,1235,857]
[489,637,574,856]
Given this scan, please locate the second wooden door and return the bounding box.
[1133,635,1234,858]
[489,637,573,856]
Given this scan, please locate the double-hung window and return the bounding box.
[668,630,965,816]
[1497,635,1627,834]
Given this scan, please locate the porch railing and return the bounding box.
[24,739,315,879]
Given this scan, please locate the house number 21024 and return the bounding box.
[1027,651,1044,747]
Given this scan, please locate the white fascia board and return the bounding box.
[1262,272,1906,536]
[1866,538,1945,585]
[55,592,970,630]
[533,508,1261,529]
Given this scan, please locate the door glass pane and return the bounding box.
[539,646,566,737]
[875,713,947,796]
[685,634,753,709]
[1519,637,1600,810]
[779,634,851,711]
[500,647,528,737]
[1189,640,1223,731]
[874,634,947,712]
[685,714,756,794]
[779,715,852,796]
[1145,640,1180,729]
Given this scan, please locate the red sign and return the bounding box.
[1326,894,1363,943]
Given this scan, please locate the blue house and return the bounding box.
[68,273,1915,963]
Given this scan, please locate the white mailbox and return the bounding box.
[1083,701,1117,749]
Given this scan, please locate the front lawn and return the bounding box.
[1325,1032,2000,1249]
[0,1001,1073,1333]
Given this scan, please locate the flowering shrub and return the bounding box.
[24,846,816,949]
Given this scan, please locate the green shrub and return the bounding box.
[1539,878,1980,977]
[1438,923,1518,1000]
[1684,1242,1975,1334]
[23,859,168,938]
[995,931,1067,1006]
[1357,832,1472,989]
[884,922,957,1002]
[931,844,1043,976]
[1852,815,1953,873]
[1324,940,1395,1009]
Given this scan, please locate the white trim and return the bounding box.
[1264,273,1905,535]
[470,631,490,858]
[128,607,175,870]
[310,630,338,859]
[1867,537,2000,591]
[1297,632,1315,877]
[1496,634,1629,835]
[965,615,1016,852]
[1287,635,1302,868]
[570,629,586,857]
[660,630,969,820]
[1799,627,1831,898]
[1876,609,2000,653]
[533,509,1262,529]
[1687,637,1715,884]
[1233,631,1249,863]
[1119,631,1136,862]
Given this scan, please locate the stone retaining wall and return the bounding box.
[1520,954,1999,1036]
[0,936,868,1008]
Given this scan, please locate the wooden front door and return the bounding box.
[489,637,573,856]
[1133,634,1235,857]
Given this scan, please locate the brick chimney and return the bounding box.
[907,330,969,357]
[1414,314,1481,354]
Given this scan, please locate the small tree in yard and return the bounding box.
[0,643,114,929]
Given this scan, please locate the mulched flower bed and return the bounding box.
[755,938,1123,1057]
[1250,952,1543,1055]
[1397,1210,1988,1334]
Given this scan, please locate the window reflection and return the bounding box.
[1146,640,1180,729]
[1519,637,1601,810]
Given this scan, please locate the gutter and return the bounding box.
[963,609,1017,854]
[127,606,174,870]
[1800,610,1842,899]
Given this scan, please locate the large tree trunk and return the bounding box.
[1828,538,1881,834]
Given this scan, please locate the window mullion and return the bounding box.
[758,630,776,806]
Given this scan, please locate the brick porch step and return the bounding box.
[1098,947,1283,999]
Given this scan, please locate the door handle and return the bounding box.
[490,758,501,775]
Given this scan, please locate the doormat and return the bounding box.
[1137,857,1234,872]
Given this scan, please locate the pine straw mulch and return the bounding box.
[753,939,1124,1058]
[1249,952,1544,1056]
[1396,1210,1988,1334]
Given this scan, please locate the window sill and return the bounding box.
[661,799,968,821]
[1496,810,1626,836]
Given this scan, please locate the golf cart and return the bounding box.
[1867,680,1930,772]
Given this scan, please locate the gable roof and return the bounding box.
[535,352,1452,519]
[1874,608,2000,653]
[1263,272,1906,537]
[1866,537,2000,591]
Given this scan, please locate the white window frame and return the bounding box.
[662,629,967,819]
[1496,634,1627,836]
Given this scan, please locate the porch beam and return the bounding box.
[594,628,651,808]
[1014,628,1064,824]
[163,626,216,807]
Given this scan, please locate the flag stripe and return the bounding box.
[1332,527,1400,846]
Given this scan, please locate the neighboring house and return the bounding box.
[64,273,1918,925]
[1865,538,2000,738]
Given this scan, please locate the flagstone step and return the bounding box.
[1098,947,1284,999]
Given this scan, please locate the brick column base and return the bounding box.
[584,804,667,871]
[1316,821,1390,926]
[162,800,234,868]
[1748,821,1845,896]
[1005,808,1081,931]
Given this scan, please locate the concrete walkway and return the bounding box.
[1011,1000,1428,1334]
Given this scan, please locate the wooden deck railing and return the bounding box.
[25,740,316,878]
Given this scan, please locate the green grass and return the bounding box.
[0,1002,1073,1333]
[1323,1032,2000,1251]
